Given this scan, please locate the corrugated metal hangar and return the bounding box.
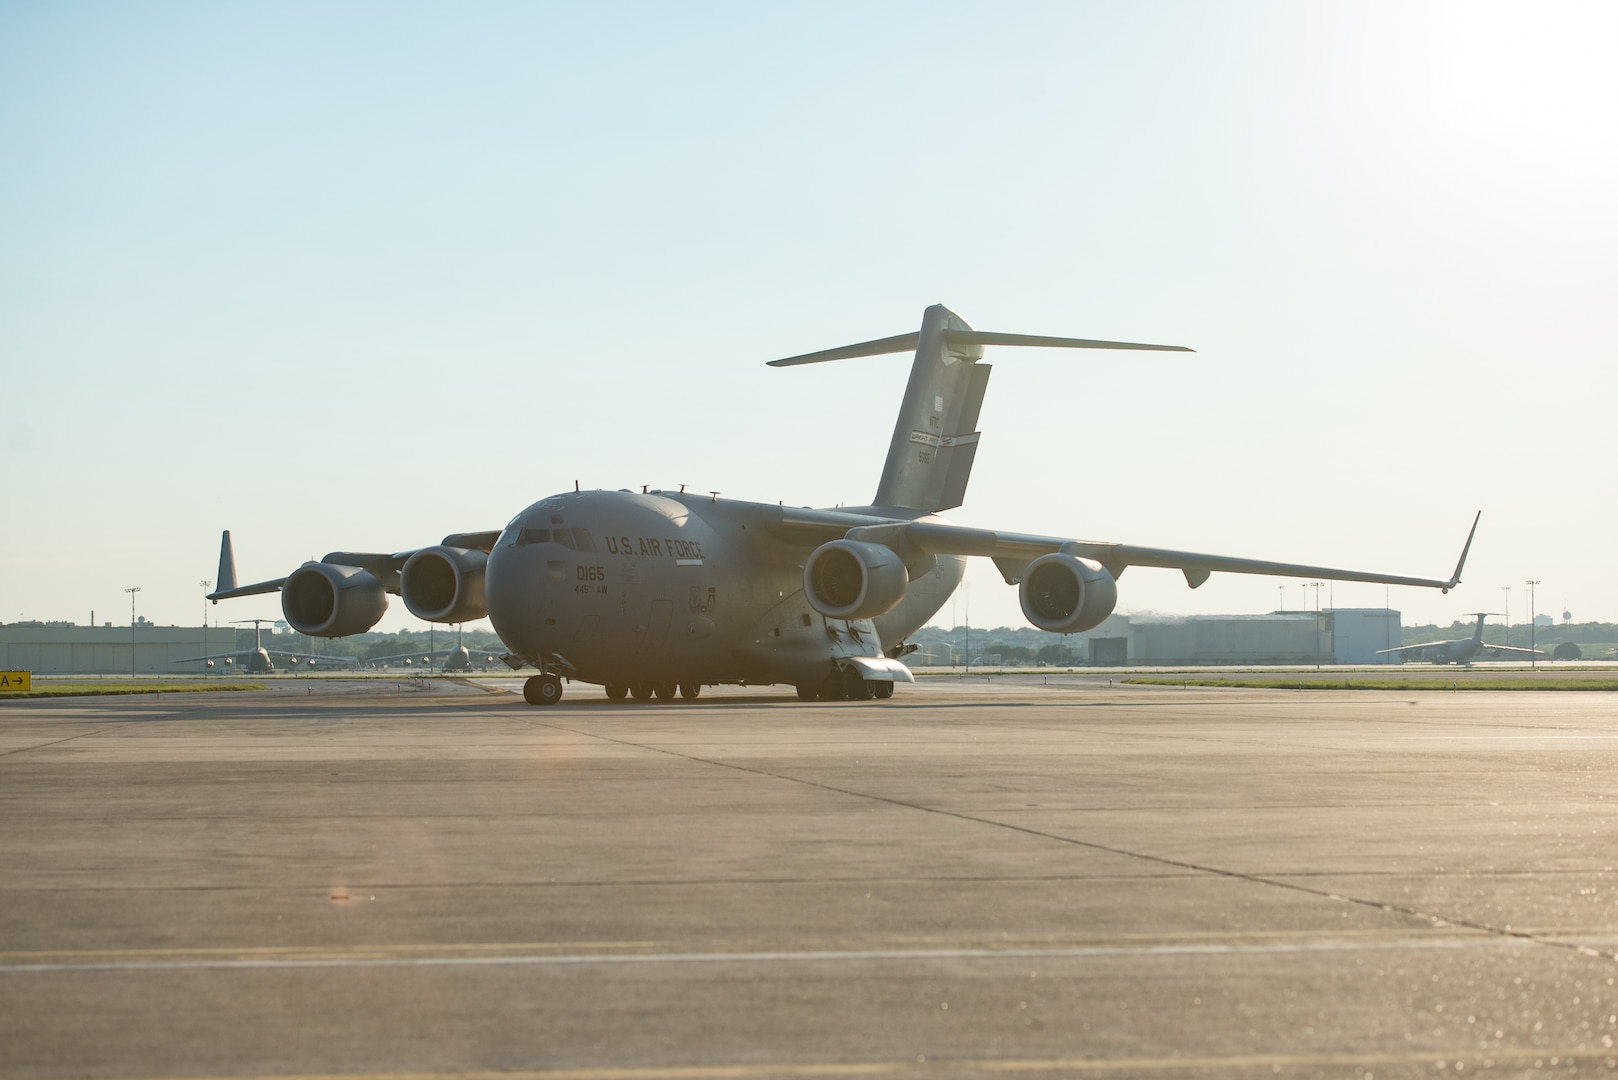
[1081,609,1401,666]
[0,622,237,675]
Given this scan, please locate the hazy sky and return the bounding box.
[3,1,1613,635]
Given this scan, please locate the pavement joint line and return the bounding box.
[0,934,1554,974]
[17,925,1606,964]
[505,711,1618,964]
[16,1046,1618,1078]
[0,725,119,758]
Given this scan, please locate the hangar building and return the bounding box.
[0,622,238,675]
[1080,609,1400,666]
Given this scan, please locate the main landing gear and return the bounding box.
[522,671,891,707]
[523,672,564,706]
[796,667,896,702]
[605,681,702,703]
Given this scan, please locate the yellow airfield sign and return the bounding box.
[0,671,32,691]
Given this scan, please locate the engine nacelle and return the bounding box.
[804,540,909,621]
[401,546,489,623]
[1018,553,1118,634]
[282,562,389,637]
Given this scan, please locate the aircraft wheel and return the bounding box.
[842,667,872,701]
[652,682,676,701]
[678,682,701,700]
[604,682,628,701]
[870,680,895,700]
[816,677,846,702]
[795,684,818,701]
[524,673,563,707]
[630,683,654,702]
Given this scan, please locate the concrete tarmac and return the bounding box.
[3,676,1617,1077]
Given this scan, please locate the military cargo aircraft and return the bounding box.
[207,304,1478,705]
[367,626,502,671]
[1377,612,1545,665]
[171,618,357,673]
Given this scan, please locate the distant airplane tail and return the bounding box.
[769,304,1192,513]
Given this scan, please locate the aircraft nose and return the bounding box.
[485,536,546,655]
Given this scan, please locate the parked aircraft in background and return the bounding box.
[1377,613,1546,665]
[368,626,501,671]
[170,619,358,673]
[206,304,1478,705]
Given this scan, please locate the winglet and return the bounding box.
[215,530,238,598]
[1443,511,1482,592]
[206,531,287,602]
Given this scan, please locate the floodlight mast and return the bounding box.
[1525,579,1541,668]
[200,581,212,676]
[124,586,141,677]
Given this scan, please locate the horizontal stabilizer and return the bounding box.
[942,330,1193,354]
[767,333,919,367]
[767,328,1193,367]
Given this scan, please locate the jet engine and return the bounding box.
[804,539,908,621]
[1017,552,1117,634]
[282,562,389,637]
[401,546,489,624]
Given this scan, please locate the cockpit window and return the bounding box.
[552,528,576,551]
[517,527,551,546]
[571,529,597,552]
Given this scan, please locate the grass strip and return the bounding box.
[1124,677,1618,691]
[2,682,267,699]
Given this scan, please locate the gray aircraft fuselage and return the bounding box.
[486,489,963,689]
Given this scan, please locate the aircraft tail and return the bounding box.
[215,531,238,594]
[871,306,988,513]
[769,304,1192,513]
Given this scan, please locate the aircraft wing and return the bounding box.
[842,511,1480,593]
[1478,644,1547,659]
[170,651,250,665]
[206,531,502,603]
[366,648,493,664]
[1375,642,1444,656]
[266,652,358,667]
[207,578,288,602]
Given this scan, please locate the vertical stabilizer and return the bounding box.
[766,305,1191,515]
[216,531,238,594]
[872,305,990,513]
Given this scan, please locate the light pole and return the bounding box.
[1525,579,1541,668]
[199,580,212,675]
[1305,581,1325,668]
[124,587,141,677]
[1501,586,1511,649]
